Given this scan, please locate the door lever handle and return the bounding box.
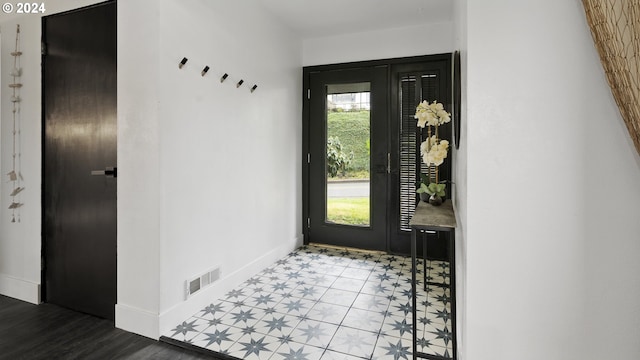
[91,167,117,178]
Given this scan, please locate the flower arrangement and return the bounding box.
[415,100,450,128]
[414,100,451,205]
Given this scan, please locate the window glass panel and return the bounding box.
[326,82,371,226]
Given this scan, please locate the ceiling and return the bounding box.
[258,0,454,38]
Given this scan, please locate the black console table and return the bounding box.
[409,200,457,360]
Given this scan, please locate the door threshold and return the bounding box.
[307,242,386,255]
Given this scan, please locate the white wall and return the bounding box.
[116,0,162,338]
[452,0,468,358]
[303,22,453,66]
[0,0,104,305]
[0,16,41,304]
[117,0,304,338]
[464,0,640,359]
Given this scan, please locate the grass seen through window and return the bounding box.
[326,197,370,226]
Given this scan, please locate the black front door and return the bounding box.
[303,55,452,255]
[42,1,117,320]
[306,66,389,251]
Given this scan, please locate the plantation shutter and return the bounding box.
[398,72,449,232]
[399,75,418,231]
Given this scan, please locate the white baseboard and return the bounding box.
[158,237,301,338]
[115,303,160,339]
[0,273,40,304]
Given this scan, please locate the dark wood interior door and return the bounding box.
[43,1,117,320]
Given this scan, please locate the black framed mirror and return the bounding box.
[452,51,461,149]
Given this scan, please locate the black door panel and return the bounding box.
[43,1,117,320]
[307,67,388,251]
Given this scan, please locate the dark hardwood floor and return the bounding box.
[0,295,223,360]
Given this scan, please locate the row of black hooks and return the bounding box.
[178,57,258,93]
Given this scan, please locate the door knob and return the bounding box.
[90,167,117,178]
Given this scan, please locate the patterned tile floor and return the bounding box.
[165,245,451,360]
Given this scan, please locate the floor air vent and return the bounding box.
[185,267,220,299]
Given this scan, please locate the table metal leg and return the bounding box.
[449,231,456,360]
[411,228,418,360]
[423,231,427,291]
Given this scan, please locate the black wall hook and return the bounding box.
[251,84,258,93]
[220,73,228,83]
[178,57,188,69]
[236,79,244,88]
[201,66,210,76]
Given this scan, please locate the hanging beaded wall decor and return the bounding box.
[7,24,24,223]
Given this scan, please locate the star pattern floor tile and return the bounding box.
[164,245,452,359]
